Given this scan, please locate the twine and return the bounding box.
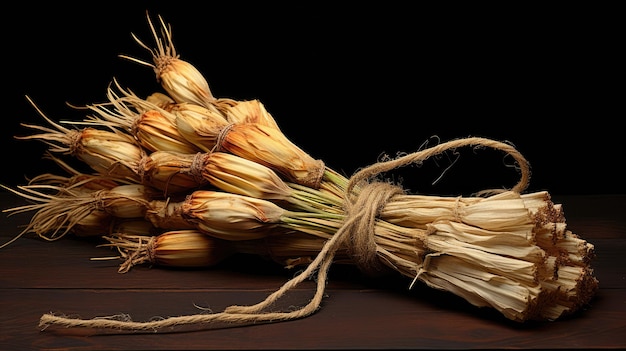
[187,152,209,184]
[91,190,107,213]
[213,123,235,153]
[343,182,404,275]
[136,155,149,185]
[39,136,530,333]
[116,235,157,274]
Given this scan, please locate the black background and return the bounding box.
[3,2,623,196]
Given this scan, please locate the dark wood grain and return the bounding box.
[1,192,625,350]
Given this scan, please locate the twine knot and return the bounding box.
[187,152,209,184]
[342,181,404,275]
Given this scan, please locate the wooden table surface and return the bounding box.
[1,192,624,350]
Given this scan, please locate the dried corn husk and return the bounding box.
[121,15,218,111]
[1,183,162,241]
[18,97,144,183]
[27,156,127,192]
[176,190,340,241]
[222,99,280,130]
[218,123,325,188]
[137,150,209,194]
[139,149,341,213]
[101,230,235,273]
[102,230,349,273]
[173,102,230,152]
[145,91,175,109]
[82,82,203,154]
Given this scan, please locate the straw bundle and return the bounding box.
[1,13,597,332]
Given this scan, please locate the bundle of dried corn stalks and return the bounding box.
[1,14,597,332]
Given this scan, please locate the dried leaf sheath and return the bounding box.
[136,150,342,214]
[222,99,281,130]
[102,230,350,273]
[82,82,203,154]
[120,15,219,111]
[137,151,209,194]
[219,123,325,189]
[176,190,341,241]
[101,230,235,273]
[1,183,161,241]
[171,102,230,152]
[18,97,144,183]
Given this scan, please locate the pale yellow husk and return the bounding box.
[101,230,235,273]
